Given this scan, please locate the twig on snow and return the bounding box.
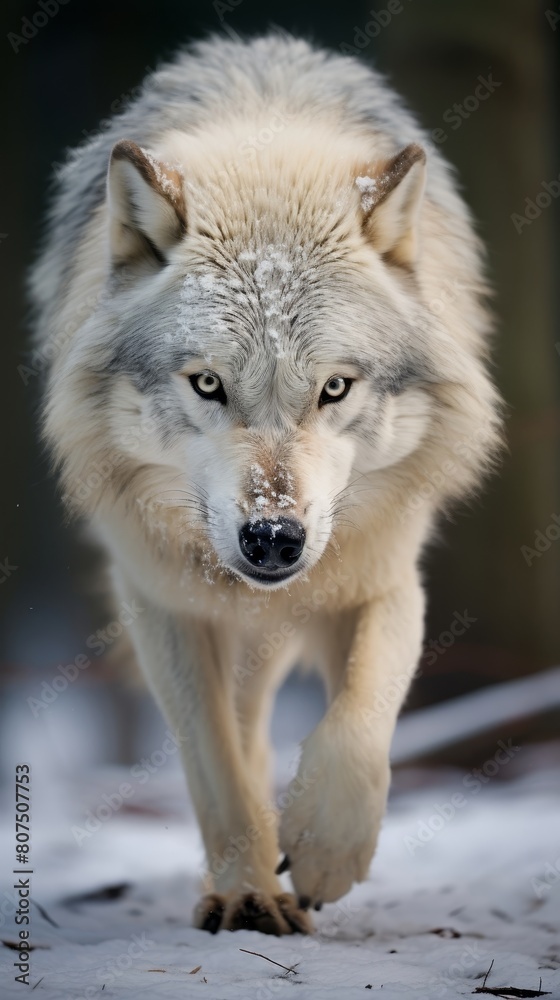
[473,959,550,997]
[239,948,299,975]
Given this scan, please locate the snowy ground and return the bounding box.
[1,753,559,999]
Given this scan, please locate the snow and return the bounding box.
[175,244,300,360]
[246,462,297,521]
[355,175,378,212]
[139,147,183,199]
[1,755,559,998]
[248,244,304,358]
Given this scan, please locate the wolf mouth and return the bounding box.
[234,563,303,588]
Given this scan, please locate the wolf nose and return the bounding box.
[239,518,306,570]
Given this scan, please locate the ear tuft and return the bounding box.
[107,139,187,269]
[356,143,426,267]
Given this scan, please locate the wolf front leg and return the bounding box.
[122,589,312,934]
[279,572,425,909]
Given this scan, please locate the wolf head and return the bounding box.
[47,127,498,590]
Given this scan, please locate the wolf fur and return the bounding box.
[31,34,502,934]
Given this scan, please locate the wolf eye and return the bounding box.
[319,376,353,406]
[189,371,227,403]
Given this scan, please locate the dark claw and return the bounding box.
[314,901,323,912]
[298,895,311,911]
[275,854,290,875]
[202,906,223,934]
[198,893,225,935]
[277,894,313,935]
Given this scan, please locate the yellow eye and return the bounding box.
[319,376,352,406]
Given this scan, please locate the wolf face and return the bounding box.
[73,136,436,589]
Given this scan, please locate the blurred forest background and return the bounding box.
[0,0,559,770]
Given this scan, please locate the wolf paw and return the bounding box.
[278,727,390,909]
[275,837,375,911]
[194,892,313,936]
[193,890,313,935]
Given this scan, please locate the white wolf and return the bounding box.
[31,34,502,934]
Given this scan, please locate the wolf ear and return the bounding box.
[107,139,187,269]
[357,144,426,267]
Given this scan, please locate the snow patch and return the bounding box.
[139,146,184,200]
[247,462,296,520]
[355,174,378,212]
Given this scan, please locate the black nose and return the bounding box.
[239,518,306,571]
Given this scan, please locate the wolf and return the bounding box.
[31,33,502,935]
